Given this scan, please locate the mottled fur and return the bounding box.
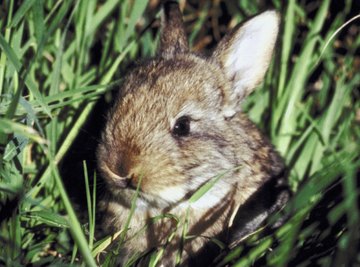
[97,1,288,266]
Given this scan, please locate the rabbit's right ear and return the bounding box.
[211,11,280,118]
[158,1,189,58]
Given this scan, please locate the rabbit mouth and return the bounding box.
[100,162,188,207]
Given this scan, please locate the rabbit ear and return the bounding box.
[158,1,189,58]
[211,11,280,118]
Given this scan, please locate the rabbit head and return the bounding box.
[97,2,282,209]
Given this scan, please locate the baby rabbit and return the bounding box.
[97,1,289,266]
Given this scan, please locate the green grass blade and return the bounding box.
[121,0,148,50]
[22,210,70,228]
[32,0,45,46]
[189,167,240,204]
[0,118,47,145]
[9,0,37,28]
[50,162,97,267]
[275,0,331,155]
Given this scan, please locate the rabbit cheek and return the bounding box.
[156,185,188,204]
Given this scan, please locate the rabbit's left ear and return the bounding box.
[158,1,189,58]
[211,11,280,118]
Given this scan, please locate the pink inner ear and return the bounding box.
[213,11,279,111]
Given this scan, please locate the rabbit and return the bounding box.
[96,1,289,266]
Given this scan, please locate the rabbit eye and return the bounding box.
[172,116,191,137]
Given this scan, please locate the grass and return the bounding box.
[0,0,359,266]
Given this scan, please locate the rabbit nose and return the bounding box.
[114,174,139,190]
[117,165,138,189]
[127,174,141,190]
[116,158,143,189]
[114,165,132,188]
[118,162,129,177]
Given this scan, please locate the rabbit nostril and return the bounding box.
[128,174,140,190]
[128,181,137,190]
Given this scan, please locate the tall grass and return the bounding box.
[0,0,359,266]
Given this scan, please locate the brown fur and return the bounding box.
[97,2,288,266]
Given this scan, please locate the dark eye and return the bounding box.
[172,116,191,137]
